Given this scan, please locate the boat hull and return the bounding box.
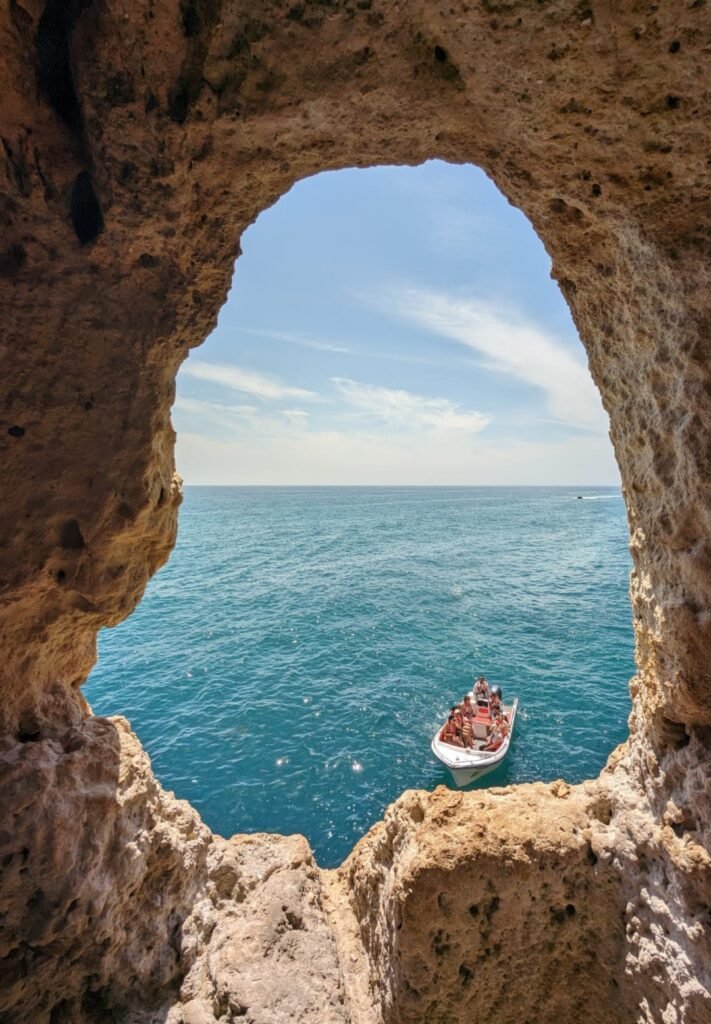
[442,760,502,787]
[431,698,518,788]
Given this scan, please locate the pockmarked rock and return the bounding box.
[0,1,709,1021]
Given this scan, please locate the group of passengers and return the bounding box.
[439,676,509,753]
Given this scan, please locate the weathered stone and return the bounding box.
[1,1,710,1022]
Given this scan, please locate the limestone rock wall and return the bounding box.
[1,1,710,1022]
[0,716,211,1022]
[341,765,711,1024]
[342,783,631,1024]
[0,716,351,1024]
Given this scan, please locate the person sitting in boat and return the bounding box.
[483,720,503,752]
[489,689,501,714]
[474,676,489,701]
[438,716,454,744]
[441,708,465,747]
[495,710,509,738]
[494,703,510,725]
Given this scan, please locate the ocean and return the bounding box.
[85,486,634,867]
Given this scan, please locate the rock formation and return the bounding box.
[0,1,709,1021]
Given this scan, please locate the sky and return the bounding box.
[174,160,619,485]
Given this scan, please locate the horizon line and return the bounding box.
[180,482,622,489]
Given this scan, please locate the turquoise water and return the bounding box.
[86,486,634,867]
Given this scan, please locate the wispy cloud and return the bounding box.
[175,395,257,423]
[332,377,491,434]
[247,325,464,367]
[379,289,607,432]
[244,327,351,354]
[181,359,318,401]
[174,395,309,434]
[280,408,310,427]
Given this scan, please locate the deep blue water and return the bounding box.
[86,486,634,867]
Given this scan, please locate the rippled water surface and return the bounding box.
[86,486,634,866]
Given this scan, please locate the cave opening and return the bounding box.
[3,4,710,1020]
[84,162,634,867]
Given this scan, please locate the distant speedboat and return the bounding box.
[431,688,519,788]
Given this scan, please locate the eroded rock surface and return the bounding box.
[1,0,710,1021]
[166,833,350,1024]
[0,717,210,1022]
[0,718,349,1024]
[342,771,711,1024]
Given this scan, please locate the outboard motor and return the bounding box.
[490,685,503,701]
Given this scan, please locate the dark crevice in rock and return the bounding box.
[60,518,86,550]
[17,712,41,743]
[169,0,224,123]
[1,137,31,197]
[36,1,105,241]
[659,716,690,750]
[0,242,27,278]
[70,172,104,244]
[17,726,41,743]
[459,963,474,986]
[35,0,92,136]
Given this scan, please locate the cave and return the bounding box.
[1,2,709,1023]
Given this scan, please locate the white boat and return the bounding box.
[431,690,519,787]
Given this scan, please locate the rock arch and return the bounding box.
[0,2,709,1022]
